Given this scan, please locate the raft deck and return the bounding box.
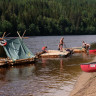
[40,50,70,58]
[72,47,86,53]
[64,47,86,53]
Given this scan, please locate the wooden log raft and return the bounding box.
[0,57,36,67]
[0,36,36,67]
[72,47,86,53]
[64,47,86,53]
[39,50,71,58]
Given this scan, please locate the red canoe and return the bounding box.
[89,49,96,53]
[80,62,96,72]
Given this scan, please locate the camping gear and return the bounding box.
[80,62,96,72]
[0,38,35,66]
[0,39,7,46]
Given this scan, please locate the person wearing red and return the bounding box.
[42,46,47,53]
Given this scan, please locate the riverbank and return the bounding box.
[70,57,96,96]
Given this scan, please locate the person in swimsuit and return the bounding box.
[82,41,90,50]
[82,41,86,49]
[58,37,64,51]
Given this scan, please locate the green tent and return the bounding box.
[3,38,35,60]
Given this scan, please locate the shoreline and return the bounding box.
[70,57,96,96]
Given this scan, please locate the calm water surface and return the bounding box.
[0,35,96,96]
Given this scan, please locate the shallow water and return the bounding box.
[0,35,96,96]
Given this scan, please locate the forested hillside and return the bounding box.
[0,0,96,36]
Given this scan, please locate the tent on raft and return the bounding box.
[0,38,35,66]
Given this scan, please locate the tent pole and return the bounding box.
[22,30,26,38]
[2,32,6,39]
[17,31,22,39]
[5,33,10,37]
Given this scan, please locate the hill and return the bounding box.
[0,0,96,36]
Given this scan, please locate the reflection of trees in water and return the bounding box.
[0,64,36,81]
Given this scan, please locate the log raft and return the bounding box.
[40,50,71,58]
[0,57,36,67]
[72,47,86,53]
[64,47,86,53]
[0,37,36,67]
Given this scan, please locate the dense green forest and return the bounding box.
[0,0,96,36]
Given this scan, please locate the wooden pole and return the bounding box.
[2,32,6,39]
[22,30,26,37]
[5,33,10,37]
[17,31,22,39]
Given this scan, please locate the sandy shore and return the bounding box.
[70,57,96,96]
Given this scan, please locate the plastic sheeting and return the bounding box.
[4,38,35,60]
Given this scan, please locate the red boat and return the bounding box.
[89,49,96,53]
[80,62,96,72]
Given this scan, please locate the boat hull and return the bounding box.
[89,49,96,53]
[80,62,96,72]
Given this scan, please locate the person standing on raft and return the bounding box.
[82,41,86,49]
[58,37,64,51]
[82,41,90,50]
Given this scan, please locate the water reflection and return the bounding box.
[41,58,47,68]
[0,35,96,96]
[0,64,36,81]
[43,53,93,78]
[35,53,94,96]
[60,59,63,73]
[0,53,95,96]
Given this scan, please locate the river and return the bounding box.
[0,35,96,96]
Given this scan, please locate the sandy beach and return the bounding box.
[70,57,96,96]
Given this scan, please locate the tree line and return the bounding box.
[0,0,96,36]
